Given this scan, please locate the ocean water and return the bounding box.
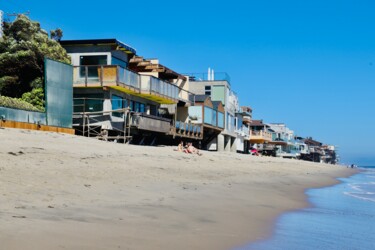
[236,166,375,250]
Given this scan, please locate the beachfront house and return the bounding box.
[127,55,203,143]
[60,39,197,144]
[300,137,338,164]
[235,106,252,154]
[267,123,301,159]
[188,95,225,150]
[249,120,275,155]
[186,71,240,152]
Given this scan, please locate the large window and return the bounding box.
[139,103,145,113]
[111,95,123,117]
[129,101,134,112]
[73,93,104,113]
[135,102,140,112]
[80,55,107,78]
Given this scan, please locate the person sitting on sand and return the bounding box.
[174,141,185,152]
[250,147,259,156]
[186,142,202,156]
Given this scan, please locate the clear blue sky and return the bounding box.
[2,0,375,165]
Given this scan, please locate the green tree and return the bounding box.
[0,15,70,108]
[50,28,63,41]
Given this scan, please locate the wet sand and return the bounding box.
[0,128,356,250]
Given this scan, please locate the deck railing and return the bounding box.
[183,72,231,83]
[236,126,250,137]
[73,65,190,103]
[175,121,202,138]
[250,130,273,141]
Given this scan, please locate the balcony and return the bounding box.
[130,113,171,133]
[236,126,250,137]
[242,116,251,124]
[227,91,239,114]
[73,65,189,104]
[188,106,224,129]
[174,121,203,139]
[250,130,272,143]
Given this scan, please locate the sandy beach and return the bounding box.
[0,128,356,250]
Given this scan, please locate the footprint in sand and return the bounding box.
[12,215,26,218]
[8,151,24,156]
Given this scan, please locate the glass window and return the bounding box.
[135,102,140,112]
[205,85,211,96]
[111,95,122,110]
[80,55,107,78]
[149,105,157,115]
[129,101,134,112]
[74,93,103,113]
[111,95,123,117]
[112,56,128,68]
[139,103,145,113]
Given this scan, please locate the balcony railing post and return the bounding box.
[100,66,105,86]
[85,66,88,87]
[149,77,152,95]
[116,65,120,84]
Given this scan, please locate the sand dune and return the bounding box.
[0,128,356,250]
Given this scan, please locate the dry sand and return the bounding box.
[0,128,356,250]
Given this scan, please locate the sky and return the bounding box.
[1,0,375,165]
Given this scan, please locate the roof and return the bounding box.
[304,137,322,146]
[212,101,222,110]
[129,56,186,81]
[60,38,136,55]
[250,120,268,127]
[194,95,210,103]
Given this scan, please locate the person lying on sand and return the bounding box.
[186,143,202,156]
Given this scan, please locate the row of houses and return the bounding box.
[55,38,337,164]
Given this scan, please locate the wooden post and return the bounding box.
[123,108,128,144]
[100,66,104,86]
[87,114,90,138]
[127,109,131,144]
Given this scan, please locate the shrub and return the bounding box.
[0,95,44,112]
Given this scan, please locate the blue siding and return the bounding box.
[0,107,46,124]
[218,112,224,128]
[204,106,213,125]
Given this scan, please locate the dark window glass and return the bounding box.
[139,103,145,113]
[129,101,134,111]
[112,56,128,68]
[149,105,157,115]
[205,86,211,96]
[135,102,140,112]
[74,93,104,113]
[80,55,107,78]
[112,95,123,117]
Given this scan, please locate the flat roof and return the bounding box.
[60,38,136,55]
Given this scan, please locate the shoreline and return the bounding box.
[0,128,357,250]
